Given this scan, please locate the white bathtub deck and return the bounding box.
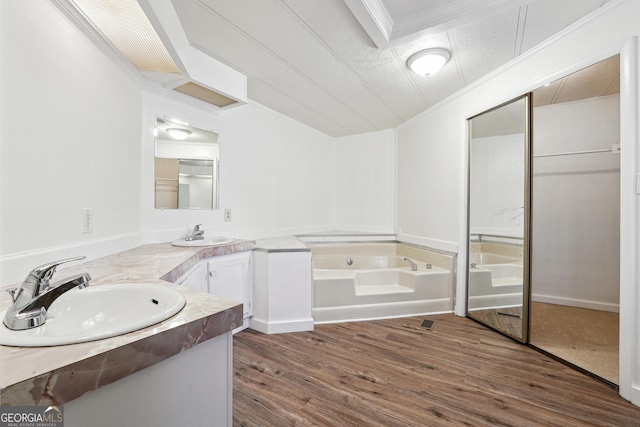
[355,284,414,296]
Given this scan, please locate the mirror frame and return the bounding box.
[465,93,532,343]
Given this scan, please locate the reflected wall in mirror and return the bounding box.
[467,95,531,342]
[154,117,219,210]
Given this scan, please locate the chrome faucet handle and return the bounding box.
[6,288,17,303]
[193,224,202,231]
[29,256,86,292]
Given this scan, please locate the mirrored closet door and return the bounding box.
[466,94,532,343]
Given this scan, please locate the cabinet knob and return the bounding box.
[209,271,216,277]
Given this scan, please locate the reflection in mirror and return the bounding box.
[154,117,219,210]
[467,95,530,342]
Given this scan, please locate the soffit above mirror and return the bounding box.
[56,0,247,109]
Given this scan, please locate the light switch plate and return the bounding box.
[81,208,93,233]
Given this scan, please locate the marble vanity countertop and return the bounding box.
[0,239,254,406]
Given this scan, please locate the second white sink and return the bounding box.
[171,237,233,247]
[0,283,186,347]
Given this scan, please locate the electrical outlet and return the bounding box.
[224,209,232,222]
[81,208,93,233]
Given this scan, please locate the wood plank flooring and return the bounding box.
[233,314,640,426]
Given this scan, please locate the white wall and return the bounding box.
[219,102,335,239]
[532,96,620,311]
[396,106,462,253]
[395,0,640,404]
[470,134,525,237]
[334,129,395,233]
[141,94,335,243]
[1,1,337,284]
[0,1,143,284]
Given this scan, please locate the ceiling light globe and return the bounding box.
[167,128,192,140]
[407,48,451,77]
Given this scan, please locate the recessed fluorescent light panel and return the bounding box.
[70,0,180,73]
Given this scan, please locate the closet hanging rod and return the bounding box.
[534,144,620,159]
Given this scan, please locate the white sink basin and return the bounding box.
[0,283,186,347]
[171,237,233,247]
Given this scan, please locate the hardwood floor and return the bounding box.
[233,314,640,426]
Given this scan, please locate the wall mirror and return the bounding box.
[466,94,531,342]
[154,117,219,210]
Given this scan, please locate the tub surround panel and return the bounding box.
[297,231,397,244]
[0,241,253,406]
[396,233,459,254]
[311,243,456,271]
[251,249,314,334]
[469,242,523,263]
[254,236,311,252]
[310,243,455,323]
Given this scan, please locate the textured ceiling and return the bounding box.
[170,0,614,137]
[470,54,620,138]
[533,54,620,107]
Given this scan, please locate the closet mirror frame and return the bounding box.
[465,93,532,343]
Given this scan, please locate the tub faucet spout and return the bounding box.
[403,257,418,271]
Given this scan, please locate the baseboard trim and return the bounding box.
[249,318,315,334]
[532,293,619,313]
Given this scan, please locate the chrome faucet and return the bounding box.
[185,224,205,241]
[3,256,91,330]
[403,257,418,271]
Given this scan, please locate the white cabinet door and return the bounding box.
[207,252,252,318]
[176,261,208,293]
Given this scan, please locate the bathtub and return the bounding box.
[309,243,455,324]
[468,242,523,310]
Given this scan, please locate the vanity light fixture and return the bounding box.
[167,128,192,140]
[407,48,451,77]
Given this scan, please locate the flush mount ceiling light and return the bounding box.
[166,128,192,140]
[407,48,451,77]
